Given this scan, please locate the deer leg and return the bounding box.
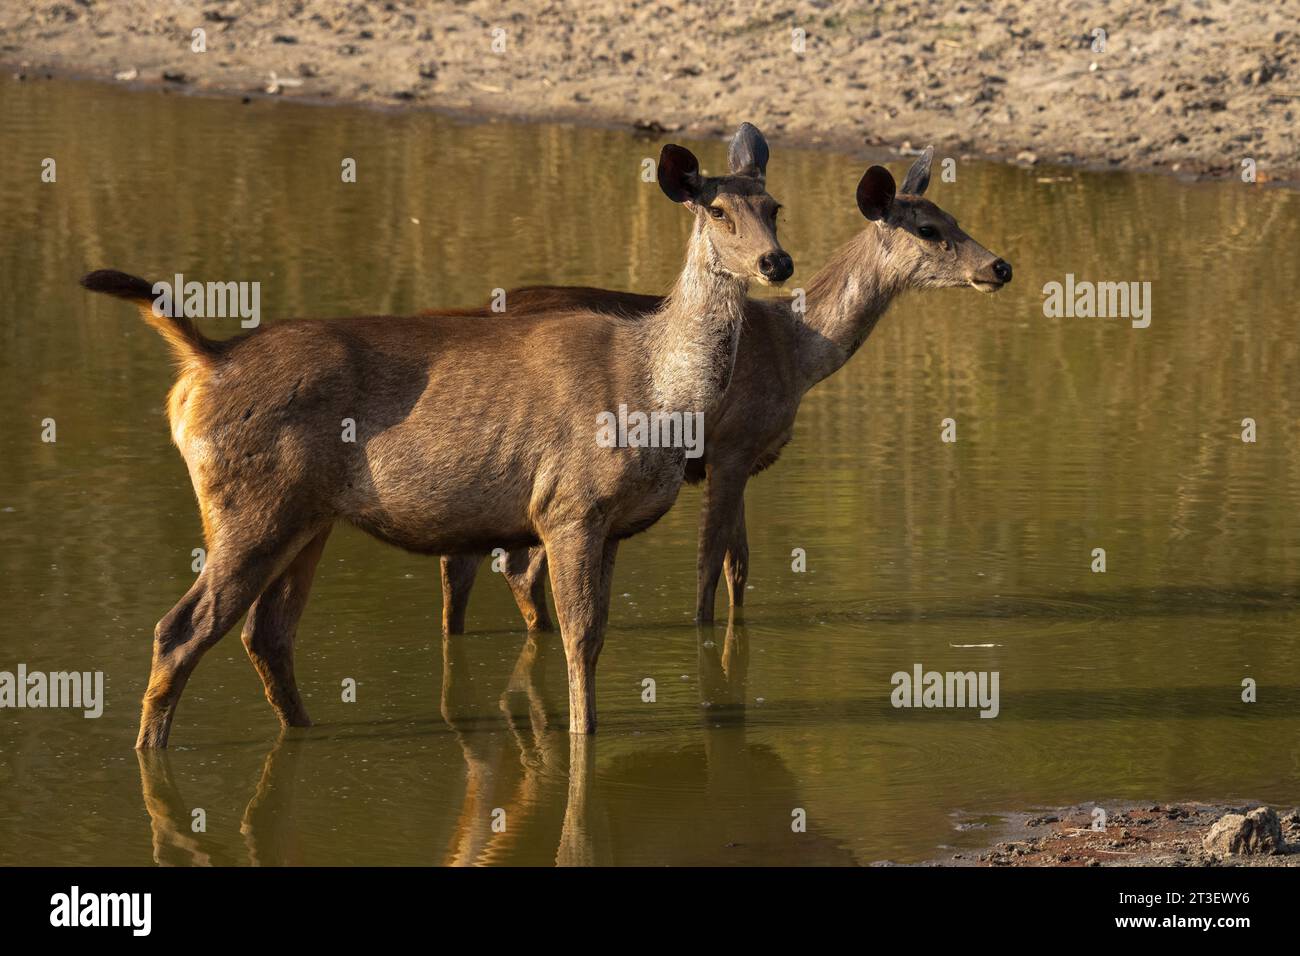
[240,526,332,728]
[138,524,323,750]
[504,546,552,631]
[723,494,750,610]
[440,553,483,636]
[695,463,747,624]
[544,526,616,734]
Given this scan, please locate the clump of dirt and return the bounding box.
[2,1,1297,182]
[946,803,1300,867]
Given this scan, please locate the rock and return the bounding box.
[633,118,664,133]
[1202,807,1284,856]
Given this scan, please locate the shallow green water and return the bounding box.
[1,78,1298,866]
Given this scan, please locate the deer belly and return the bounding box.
[340,435,536,553]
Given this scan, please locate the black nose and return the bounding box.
[759,251,794,282]
[991,259,1012,283]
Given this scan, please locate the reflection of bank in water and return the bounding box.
[136,614,853,866]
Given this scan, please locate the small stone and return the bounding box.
[1203,807,1284,856]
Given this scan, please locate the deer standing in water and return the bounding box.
[82,123,792,747]
[439,148,1011,629]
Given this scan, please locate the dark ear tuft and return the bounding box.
[658,144,702,203]
[856,166,896,221]
[728,122,770,180]
[900,145,934,196]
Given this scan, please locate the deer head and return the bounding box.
[855,147,1011,293]
[657,123,794,286]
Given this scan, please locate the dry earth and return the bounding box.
[2,0,1298,181]
[944,803,1300,867]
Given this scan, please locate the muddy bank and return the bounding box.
[2,1,1298,182]
[941,803,1300,867]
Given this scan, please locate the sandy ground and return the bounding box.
[945,803,1300,867]
[3,0,1298,182]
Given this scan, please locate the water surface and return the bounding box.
[1,79,1298,865]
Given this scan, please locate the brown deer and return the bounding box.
[81,123,792,748]
[438,147,1011,628]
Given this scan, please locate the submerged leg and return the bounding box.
[504,546,552,631]
[240,526,333,728]
[695,462,748,623]
[440,552,484,636]
[138,523,322,749]
[723,495,750,610]
[544,526,617,734]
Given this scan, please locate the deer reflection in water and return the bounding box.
[136,615,854,865]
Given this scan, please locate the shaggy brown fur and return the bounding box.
[437,149,1012,628]
[83,124,791,747]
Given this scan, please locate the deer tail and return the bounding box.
[80,270,220,367]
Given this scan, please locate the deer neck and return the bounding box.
[645,222,748,413]
[796,227,905,389]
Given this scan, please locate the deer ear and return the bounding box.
[658,144,702,203]
[856,165,896,221]
[728,122,770,180]
[900,145,934,196]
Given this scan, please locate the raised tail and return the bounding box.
[80,270,219,367]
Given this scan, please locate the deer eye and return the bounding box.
[707,206,727,221]
[917,224,940,240]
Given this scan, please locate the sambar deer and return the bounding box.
[82,123,792,747]
[438,148,1011,628]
